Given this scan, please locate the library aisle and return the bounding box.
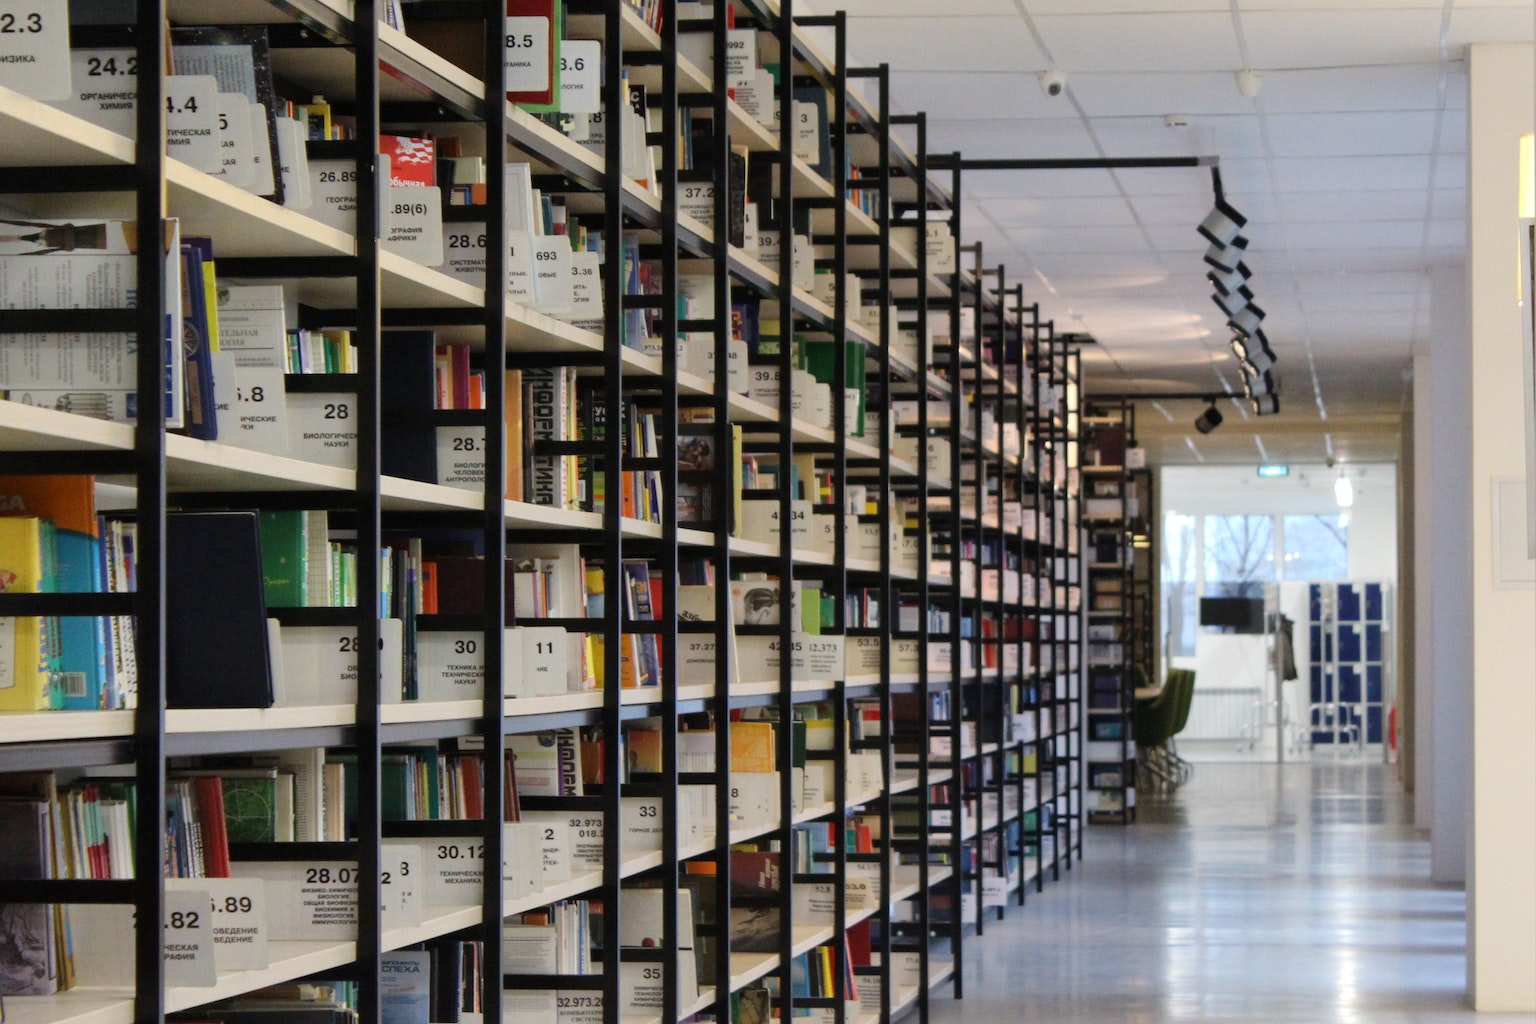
[931,764,1526,1024]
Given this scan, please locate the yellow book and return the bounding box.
[0,516,54,711]
[729,719,776,773]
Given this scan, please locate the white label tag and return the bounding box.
[211,355,288,456]
[537,820,572,883]
[505,15,551,93]
[286,392,359,468]
[531,236,574,313]
[793,100,819,163]
[385,185,445,266]
[435,424,485,490]
[567,249,602,323]
[521,810,603,872]
[678,181,715,225]
[507,229,536,303]
[276,115,311,209]
[164,74,221,173]
[214,92,255,186]
[56,49,137,135]
[558,39,600,114]
[308,158,362,234]
[725,28,756,88]
[803,634,843,681]
[168,877,269,973]
[442,222,489,287]
[416,630,485,702]
[620,797,663,852]
[509,625,570,697]
[277,620,405,705]
[380,843,423,929]
[424,837,487,907]
[232,861,358,941]
[244,102,276,196]
[0,3,70,99]
[162,888,218,987]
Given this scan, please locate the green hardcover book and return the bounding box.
[258,510,308,608]
[219,772,279,844]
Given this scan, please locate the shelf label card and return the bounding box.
[507,229,537,303]
[522,810,602,871]
[620,797,663,852]
[57,48,137,135]
[385,185,445,267]
[287,391,359,468]
[168,876,269,973]
[436,424,485,490]
[164,74,220,173]
[244,101,276,196]
[381,843,423,930]
[505,15,551,93]
[232,861,358,941]
[566,249,602,326]
[275,619,405,705]
[417,629,486,701]
[0,3,70,99]
[307,158,363,234]
[802,634,843,681]
[679,181,715,226]
[725,28,756,87]
[210,355,288,455]
[506,625,570,697]
[162,888,218,987]
[215,92,256,186]
[442,222,488,287]
[531,236,574,313]
[558,39,599,114]
[426,837,486,907]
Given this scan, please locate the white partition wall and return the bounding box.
[1464,42,1536,1014]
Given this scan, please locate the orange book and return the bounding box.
[729,720,776,773]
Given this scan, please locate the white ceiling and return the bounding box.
[812,0,1532,465]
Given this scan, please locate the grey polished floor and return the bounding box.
[928,762,1535,1023]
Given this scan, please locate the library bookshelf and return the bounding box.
[0,2,1089,1023]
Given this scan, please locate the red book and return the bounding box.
[380,133,437,188]
[193,776,231,878]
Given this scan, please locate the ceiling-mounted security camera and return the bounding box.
[1039,71,1065,98]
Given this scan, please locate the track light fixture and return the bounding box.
[1231,331,1277,375]
[1198,194,1248,247]
[1227,300,1265,338]
[1208,261,1252,299]
[1193,402,1224,435]
[1241,369,1277,398]
[1203,235,1248,272]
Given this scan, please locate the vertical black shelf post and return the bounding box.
[353,5,385,1021]
[657,3,683,1022]
[131,2,169,1020]
[600,2,626,1013]
[945,157,964,1000]
[480,3,510,1019]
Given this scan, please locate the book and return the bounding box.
[0,797,57,994]
[176,243,218,440]
[258,510,309,608]
[381,950,432,1024]
[0,475,108,710]
[0,516,59,712]
[170,26,285,205]
[165,512,274,709]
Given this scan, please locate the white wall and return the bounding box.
[1418,270,1472,886]
[1464,43,1536,1012]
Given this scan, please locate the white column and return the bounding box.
[1418,273,1471,886]
[1464,43,1536,1012]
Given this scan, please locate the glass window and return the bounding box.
[1161,513,1198,657]
[1203,514,1275,597]
[1282,514,1349,580]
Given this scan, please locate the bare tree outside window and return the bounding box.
[1283,514,1349,579]
[1204,514,1275,598]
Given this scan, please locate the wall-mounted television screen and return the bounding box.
[1199,596,1265,634]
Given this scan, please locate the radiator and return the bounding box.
[1183,686,1264,740]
